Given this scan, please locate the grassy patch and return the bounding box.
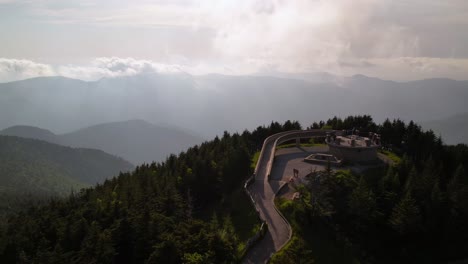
[270,235,314,264]
[271,197,359,264]
[228,188,261,241]
[228,188,262,259]
[196,187,261,259]
[199,188,260,241]
[276,143,326,150]
[251,151,261,170]
[379,150,402,165]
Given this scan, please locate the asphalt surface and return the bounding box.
[270,146,329,182]
[243,130,330,264]
[243,130,386,263]
[243,134,288,264]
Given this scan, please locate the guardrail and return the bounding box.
[244,129,336,262]
[265,130,335,180]
[241,221,268,260]
[253,132,281,176]
[269,181,293,259]
[242,174,268,261]
[264,129,335,260]
[243,131,294,262]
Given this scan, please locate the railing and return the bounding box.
[243,129,336,262]
[253,132,282,176]
[241,221,267,260]
[242,131,290,262]
[269,181,293,257]
[265,129,336,258]
[266,130,335,179]
[242,174,268,261]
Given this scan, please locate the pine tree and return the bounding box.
[448,165,468,215]
[348,177,377,230]
[389,194,422,235]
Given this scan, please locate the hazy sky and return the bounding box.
[0,0,467,82]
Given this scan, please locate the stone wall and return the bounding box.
[328,144,378,162]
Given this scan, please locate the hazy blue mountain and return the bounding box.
[0,73,467,139]
[421,113,468,145]
[0,135,133,198]
[0,125,59,144]
[60,120,205,165]
[1,120,205,165]
[255,71,342,84]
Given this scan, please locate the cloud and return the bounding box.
[1,56,468,83]
[3,0,468,80]
[0,58,56,82]
[339,60,376,68]
[341,57,468,81]
[0,57,187,82]
[58,57,184,80]
[209,0,427,75]
[194,0,468,75]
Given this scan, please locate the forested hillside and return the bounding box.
[0,121,302,263]
[1,75,467,140]
[60,120,204,165]
[1,117,468,263]
[0,125,59,144]
[273,116,468,264]
[1,120,205,165]
[0,136,134,215]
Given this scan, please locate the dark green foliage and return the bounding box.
[348,177,377,230]
[269,236,315,264]
[0,159,241,263]
[0,120,300,263]
[283,116,468,263]
[3,116,468,263]
[309,115,376,132]
[0,136,134,216]
[389,194,422,235]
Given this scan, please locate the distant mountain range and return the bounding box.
[421,113,468,145]
[1,125,60,144]
[1,120,205,165]
[0,73,467,142]
[0,135,133,214]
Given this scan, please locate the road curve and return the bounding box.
[243,130,332,263]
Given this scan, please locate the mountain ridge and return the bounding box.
[0,135,134,210]
[0,119,205,165]
[1,73,467,142]
[421,112,468,145]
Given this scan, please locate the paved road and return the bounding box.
[243,132,289,263]
[243,130,330,263]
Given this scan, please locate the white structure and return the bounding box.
[326,132,380,163]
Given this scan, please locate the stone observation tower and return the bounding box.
[325,130,381,163]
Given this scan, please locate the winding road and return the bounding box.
[243,130,332,263]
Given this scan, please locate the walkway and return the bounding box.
[243,130,330,263]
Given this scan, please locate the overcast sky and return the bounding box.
[0,0,467,82]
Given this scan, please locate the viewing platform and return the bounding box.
[326,131,381,163]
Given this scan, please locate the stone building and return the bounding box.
[325,131,380,163]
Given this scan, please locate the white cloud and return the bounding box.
[209,0,426,75]
[0,57,187,82]
[0,58,56,82]
[3,0,468,80]
[358,57,468,81]
[58,57,184,80]
[62,57,186,80]
[1,55,468,83]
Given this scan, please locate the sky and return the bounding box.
[0,0,468,82]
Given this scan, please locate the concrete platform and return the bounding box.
[270,146,328,182]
